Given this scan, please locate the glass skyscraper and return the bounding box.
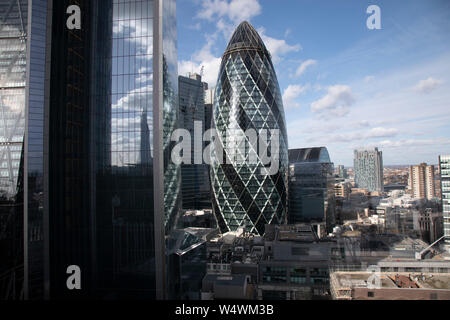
[0,0,180,300]
[354,148,384,193]
[440,155,450,250]
[211,21,289,236]
[178,74,211,210]
[288,148,335,231]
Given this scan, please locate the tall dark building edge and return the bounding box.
[178,73,212,210]
[0,0,180,300]
[288,147,335,232]
[211,21,289,236]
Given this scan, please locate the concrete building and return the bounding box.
[335,182,352,199]
[409,163,436,200]
[202,220,450,300]
[202,224,340,300]
[331,271,450,300]
[354,148,384,192]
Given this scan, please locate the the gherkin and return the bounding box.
[211,21,289,236]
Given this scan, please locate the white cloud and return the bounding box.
[282,85,308,109]
[310,85,355,117]
[295,59,317,77]
[186,0,300,87]
[284,28,292,38]
[317,127,398,143]
[371,137,450,149]
[366,127,399,138]
[258,27,301,63]
[188,22,202,31]
[413,77,443,94]
[364,75,375,83]
[197,0,262,24]
[178,36,222,88]
[357,120,370,128]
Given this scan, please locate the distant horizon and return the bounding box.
[178,0,450,166]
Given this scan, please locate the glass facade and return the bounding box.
[1,0,180,300]
[162,0,181,234]
[440,155,450,247]
[211,21,289,236]
[0,0,28,300]
[354,148,384,192]
[288,148,335,231]
[178,74,211,210]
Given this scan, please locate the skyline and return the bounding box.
[177,0,450,166]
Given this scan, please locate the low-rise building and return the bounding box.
[331,271,450,300]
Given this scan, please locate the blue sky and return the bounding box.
[177,0,450,166]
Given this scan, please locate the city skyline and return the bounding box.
[177,0,450,166]
[1,0,450,304]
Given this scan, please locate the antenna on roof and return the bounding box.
[200,65,205,78]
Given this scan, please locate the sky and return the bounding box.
[177,0,450,166]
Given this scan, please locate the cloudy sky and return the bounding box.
[177,0,450,166]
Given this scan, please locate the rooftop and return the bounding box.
[332,271,450,290]
[288,147,331,164]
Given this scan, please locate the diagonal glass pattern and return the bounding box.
[211,21,288,236]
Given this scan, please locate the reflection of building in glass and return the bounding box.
[354,148,384,192]
[0,0,180,300]
[0,0,28,300]
[288,148,335,232]
[211,21,289,236]
[440,155,450,249]
[408,163,435,200]
[167,227,217,300]
[178,74,211,210]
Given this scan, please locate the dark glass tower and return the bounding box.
[211,21,289,236]
[178,73,211,210]
[288,148,335,232]
[0,0,180,300]
[0,0,28,300]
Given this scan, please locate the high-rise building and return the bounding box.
[288,148,335,231]
[178,73,211,210]
[354,148,384,192]
[0,0,180,300]
[439,155,450,250]
[204,88,214,132]
[211,21,289,236]
[337,165,347,179]
[408,163,436,200]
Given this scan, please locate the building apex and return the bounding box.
[224,21,269,56]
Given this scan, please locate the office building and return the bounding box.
[178,74,211,210]
[409,163,435,200]
[288,148,335,232]
[202,225,336,300]
[335,182,352,199]
[337,165,347,179]
[0,0,180,300]
[211,21,289,236]
[354,148,384,192]
[440,155,450,250]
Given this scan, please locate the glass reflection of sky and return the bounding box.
[111,0,154,167]
[0,1,27,199]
